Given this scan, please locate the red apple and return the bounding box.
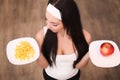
[100,42,114,57]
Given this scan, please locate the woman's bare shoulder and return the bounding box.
[35,27,45,47]
[83,29,91,44]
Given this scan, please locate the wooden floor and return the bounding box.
[0,0,120,80]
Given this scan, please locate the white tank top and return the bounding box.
[43,26,79,80]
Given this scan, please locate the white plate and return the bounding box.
[6,37,40,65]
[89,40,120,68]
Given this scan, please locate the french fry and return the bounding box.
[15,41,35,61]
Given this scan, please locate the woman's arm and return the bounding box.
[35,29,49,68]
[75,52,89,69]
[75,29,91,69]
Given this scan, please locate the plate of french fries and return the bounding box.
[6,37,40,65]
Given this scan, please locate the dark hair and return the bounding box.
[41,0,89,67]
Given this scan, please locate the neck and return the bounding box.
[57,29,66,37]
[57,30,71,40]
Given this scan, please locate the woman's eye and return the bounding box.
[52,24,58,27]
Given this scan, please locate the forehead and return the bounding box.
[46,11,60,22]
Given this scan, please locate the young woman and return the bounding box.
[36,0,91,80]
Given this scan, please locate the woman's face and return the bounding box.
[45,11,64,33]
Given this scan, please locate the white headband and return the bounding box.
[46,3,62,20]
